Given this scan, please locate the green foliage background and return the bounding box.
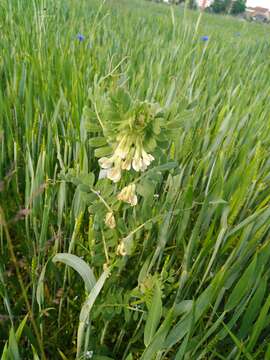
[1,0,270,359]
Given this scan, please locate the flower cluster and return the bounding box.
[98,135,154,183]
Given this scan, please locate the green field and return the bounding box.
[1,0,270,359]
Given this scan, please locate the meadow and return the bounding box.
[1,0,270,358]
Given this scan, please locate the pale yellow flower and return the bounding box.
[132,147,142,172]
[142,149,154,166]
[121,157,132,170]
[132,157,142,172]
[140,151,154,172]
[98,156,114,169]
[117,184,137,206]
[131,146,154,172]
[117,241,127,256]
[107,166,121,183]
[105,212,116,229]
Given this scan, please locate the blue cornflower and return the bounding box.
[235,32,241,37]
[77,33,85,42]
[201,36,209,42]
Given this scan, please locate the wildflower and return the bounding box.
[235,32,241,37]
[77,33,85,42]
[117,235,134,256]
[141,149,155,168]
[98,135,155,181]
[93,92,165,183]
[98,156,114,169]
[117,241,127,256]
[107,167,121,183]
[132,142,154,172]
[121,157,132,170]
[99,155,122,183]
[117,184,137,206]
[201,36,209,42]
[132,152,143,172]
[105,212,116,229]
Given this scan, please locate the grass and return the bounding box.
[1,0,270,358]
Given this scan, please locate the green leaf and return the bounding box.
[85,122,101,133]
[36,262,48,311]
[144,281,163,346]
[124,354,133,360]
[137,179,155,199]
[265,343,270,360]
[15,314,28,342]
[77,268,111,357]
[174,300,193,316]
[141,308,174,360]
[222,322,253,360]
[89,137,108,147]
[78,173,95,187]
[238,276,267,339]
[31,345,40,360]
[84,121,102,133]
[151,162,178,172]
[247,293,270,352]
[94,146,112,158]
[152,119,161,135]
[225,255,257,312]
[138,256,152,284]
[8,327,20,360]
[58,350,68,360]
[72,188,87,218]
[165,278,219,348]
[52,253,96,293]
[81,106,101,132]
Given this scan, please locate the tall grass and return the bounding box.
[1,0,270,358]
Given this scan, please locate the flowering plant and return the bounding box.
[84,88,169,182]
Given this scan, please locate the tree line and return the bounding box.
[151,0,246,15]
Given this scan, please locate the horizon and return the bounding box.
[197,0,270,10]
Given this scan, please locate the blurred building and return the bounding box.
[245,6,270,21]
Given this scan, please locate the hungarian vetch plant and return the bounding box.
[1,0,270,359]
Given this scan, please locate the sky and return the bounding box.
[246,0,270,9]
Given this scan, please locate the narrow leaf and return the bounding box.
[52,253,96,293]
[144,281,163,346]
